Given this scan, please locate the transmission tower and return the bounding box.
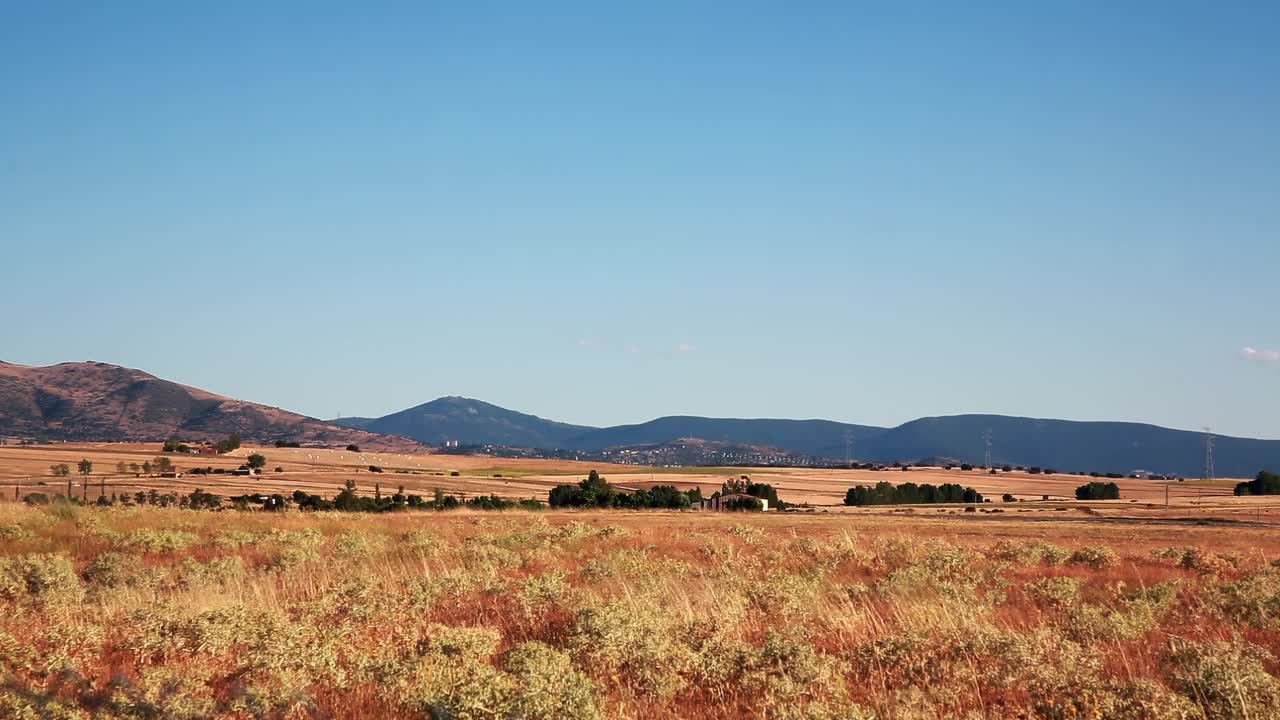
[983,429,993,469]
[1203,428,1215,483]
[845,429,854,469]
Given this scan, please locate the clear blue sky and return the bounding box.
[2,2,1278,437]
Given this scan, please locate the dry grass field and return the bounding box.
[5,444,1280,717]
[4,505,1280,718]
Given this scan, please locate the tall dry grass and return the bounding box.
[1,503,1279,718]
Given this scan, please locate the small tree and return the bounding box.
[246,453,267,470]
[346,444,360,452]
[116,461,128,475]
[154,456,173,473]
[78,459,93,500]
[50,464,71,478]
[1075,482,1121,501]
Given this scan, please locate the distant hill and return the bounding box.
[8,360,1279,477]
[862,414,1280,478]
[0,361,421,451]
[598,437,821,468]
[337,396,593,448]
[563,416,886,459]
[353,399,1280,477]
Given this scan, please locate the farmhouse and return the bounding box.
[696,493,769,512]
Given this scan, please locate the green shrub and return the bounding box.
[122,528,201,553]
[84,552,144,589]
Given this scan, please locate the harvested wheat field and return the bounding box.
[3,503,1280,718]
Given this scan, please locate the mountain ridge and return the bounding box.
[5,360,1279,477]
[351,402,1280,478]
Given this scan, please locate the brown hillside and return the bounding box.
[0,361,421,451]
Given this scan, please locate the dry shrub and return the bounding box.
[1152,546,1233,576]
[504,641,602,720]
[990,538,1070,566]
[106,666,217,720]
[1026,576,1083,609]
[517,568,570,615]
[1167,638,1280,719]
[0,553,84,608]
[569,597,690,698]
[0,523,36,542]
[1068,545,1119,570]
[83,551,144,589]
[1208,567,1280,628]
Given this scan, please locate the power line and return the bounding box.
[983,429,993,469]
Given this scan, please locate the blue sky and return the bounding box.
[2,2,1278,437]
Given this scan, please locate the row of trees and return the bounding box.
[234,481,542,513]
[548,471,705,508]
[547,471,786,511]
[844,481,983,506]
[24,487,220,509]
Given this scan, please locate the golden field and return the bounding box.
[0,442,1271,522]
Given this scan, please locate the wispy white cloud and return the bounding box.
[624,346,641,354]
[576,339,600,347]
[677,343,696,353]
[1240,346,1280,364]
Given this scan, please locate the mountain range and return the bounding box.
[3,360,1278,477]
[338,399,1280,478]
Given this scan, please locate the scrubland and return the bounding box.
[3,505,1280,719]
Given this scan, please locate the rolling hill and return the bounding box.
[0,361,421,451]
